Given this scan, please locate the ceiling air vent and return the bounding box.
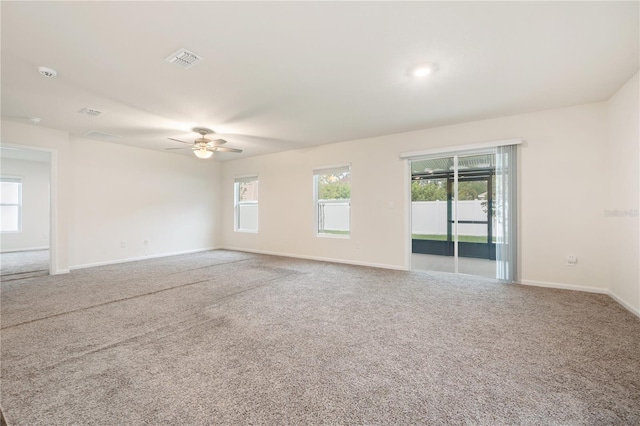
[164,48,203,69]
[78,108,102,117]
[83,130,121,141]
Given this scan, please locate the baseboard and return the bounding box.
[69,247,221,271]
[52,268,70,275]
[607,290,640,318]
[66,247,640,319]
[519,279,608,294]
[221,246,406,271]
[520,279,640,319]
[1,246,49,253]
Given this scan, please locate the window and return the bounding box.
[313,165,351,237]
[234,176,258,232]
[1,177,22,232]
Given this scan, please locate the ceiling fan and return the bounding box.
[166,127,242,159]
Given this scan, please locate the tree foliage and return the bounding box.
[457,181,487,200]
[318,172,351,200]
[411,180,447,201]
[238,181,258,202]
[411,180,487,201]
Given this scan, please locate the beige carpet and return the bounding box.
[0,250,49,281]
[1,250,639,425]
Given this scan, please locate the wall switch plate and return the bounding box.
[121,241,126,248]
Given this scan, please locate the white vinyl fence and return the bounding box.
[318,201,350,232]
[411,200,502,238]
[237,203,258,231]
[239,200,499,237]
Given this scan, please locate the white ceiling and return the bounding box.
[1,1,638,160]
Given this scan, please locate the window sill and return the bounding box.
[235,229,258,234]
[316,233,350,239]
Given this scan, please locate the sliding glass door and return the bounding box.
[410,147,517,282]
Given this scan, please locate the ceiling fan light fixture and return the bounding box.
[166,127,240,157]
[194,147,213,159]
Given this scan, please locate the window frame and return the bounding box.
[1,176,23,233]
[313,164,351,239]
[234,175,259,233]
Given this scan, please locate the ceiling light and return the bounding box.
[38,66,58,78]
[194,147,213,159]
[410,64,437,78]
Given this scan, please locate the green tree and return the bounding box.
[411,180,447,201]
[457,181,487,200]
[412,180,488,202]
[318,172,351,200]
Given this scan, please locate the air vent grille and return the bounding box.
[83,131,121,140]
[164,48,203,69]
[78,108,102,116]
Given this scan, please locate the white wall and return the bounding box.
[222,102,610,289]
[69,137,222,268]
[0,158,50,252]
[606,72,640,314]
[1,74,637,314]
[1,120,223,272]
[1,121,71,273]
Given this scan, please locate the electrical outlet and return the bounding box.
[567,255,577,266]
[121,241,126,248]
[144,240,149,246]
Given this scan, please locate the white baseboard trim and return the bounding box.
[520,279,640,319]
[221,246,406,271]
[1,246,49,253]
[607,290,640,318]
[52,268,70,275]
[519,279,608,294]
[67,247,640,319]
[70,247,220,271]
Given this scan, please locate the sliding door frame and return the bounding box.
[402,138,522,280]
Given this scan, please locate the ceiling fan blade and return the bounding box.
[168,137,193,145]
[165,147,193,150]
[210,138,227,146]
[212,146,243,153]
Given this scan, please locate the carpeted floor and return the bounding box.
[0,250,49,281]
[1,250,639,425]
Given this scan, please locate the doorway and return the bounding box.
[409,146,517,281]
[0,147,51,280]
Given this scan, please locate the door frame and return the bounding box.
[1,143,59,275]
[401,138,522,273]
